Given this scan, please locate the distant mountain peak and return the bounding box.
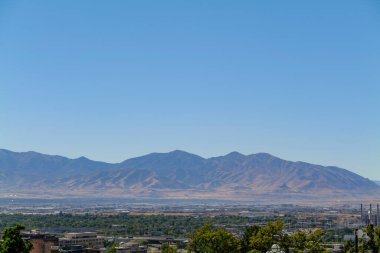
[168,150,199,156]
[76,156,90,161]
[0,149,378,200]
[225,151,245,157]
[251,152,279,160]
[144,150,202,157]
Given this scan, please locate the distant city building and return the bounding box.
[59,232,105,253]
[115,241,147,253]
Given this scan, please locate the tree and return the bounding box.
[245,220,327,253]
[161,243,178,253]
[363,224,380,253]
[241,225,260,253]
[291,231,308,253]
[187,224,240,253]
[188,220,327,253]
[106,246,117,253]
[375,227,380,253]
[249,219,285,253]
[279,233,292,253]
[303,229,326,253]
[342,240,354,253]
[0,224,33,253]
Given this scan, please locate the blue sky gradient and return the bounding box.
[1,0,379,179]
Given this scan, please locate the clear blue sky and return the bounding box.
[0,0,379,179]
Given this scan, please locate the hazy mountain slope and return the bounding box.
[205,152,376,193]
[0,149,112,188]
[56,151,208,193]
[0,149,378,199]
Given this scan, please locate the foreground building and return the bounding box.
[23,230,59,253]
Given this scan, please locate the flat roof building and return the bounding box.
[59,232,104,251]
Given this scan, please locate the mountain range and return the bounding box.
[0,149,378,201]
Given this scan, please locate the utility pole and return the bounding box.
[361,204,363,224]
[354,229,358,253]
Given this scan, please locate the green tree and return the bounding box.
[279,233,292,253]
[304,229,326,253]
[249,219,285,253]
[241,225,260,253]
[0,224,33,253]
[161,243,178,253]
[105,241,118,253]
[363,224,380,253]
[288,229,327,253]
[245,220,327,253]
[187,224,240,253]
[106,246,116,253]
[342,239,354,253]
[375,227,380,253]
[291,231,308,253]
